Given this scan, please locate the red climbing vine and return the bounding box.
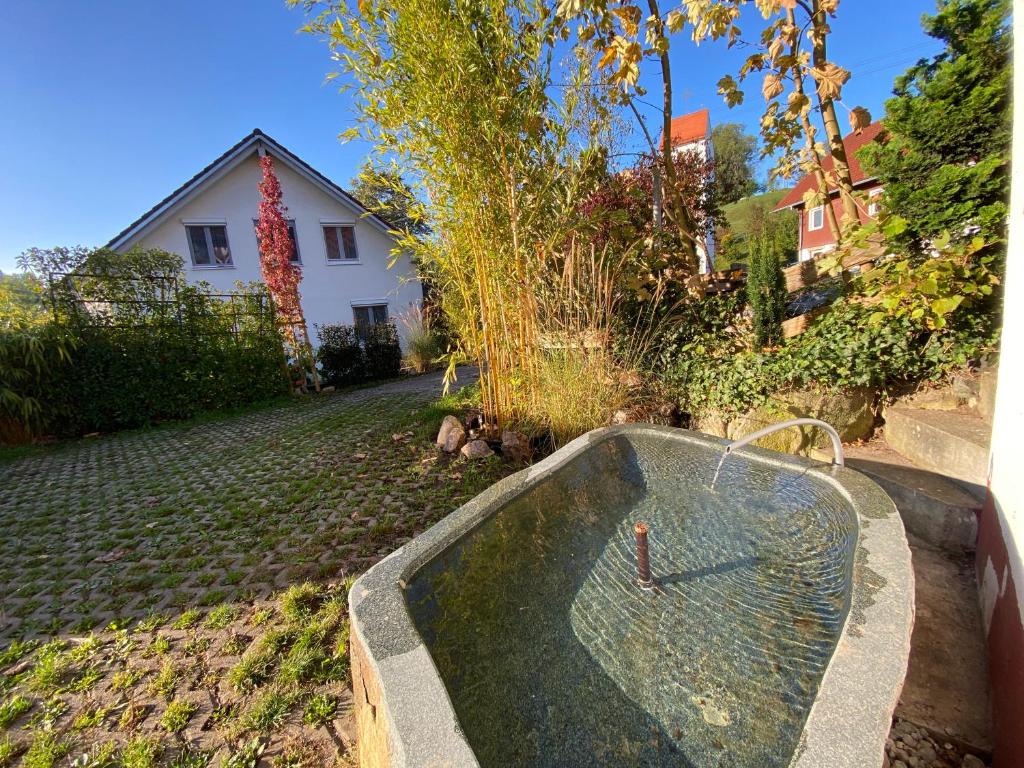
[256,154,319,390]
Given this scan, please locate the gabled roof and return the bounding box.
[106,129,394,249]
[659,108,711,151]
[774,121,885,211]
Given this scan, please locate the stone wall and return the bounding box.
[693,386,876,456]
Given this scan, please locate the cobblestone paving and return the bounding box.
[0,369,496,642]
[0,370,513,767]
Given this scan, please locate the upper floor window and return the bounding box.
[867,188,884,217]
[323,225,359,262]
[186,224,233,267]
[253,219,300,263]
[808,205,825,231]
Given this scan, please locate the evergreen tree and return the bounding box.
[858,0,1010,250]
[747,233,786,349]
[350,163,431,238]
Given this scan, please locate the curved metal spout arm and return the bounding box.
[724,418,845,467]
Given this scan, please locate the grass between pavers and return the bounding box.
[0,375,513,765]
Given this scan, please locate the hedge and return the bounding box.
[1,290,289,443]
[317,322,402,386]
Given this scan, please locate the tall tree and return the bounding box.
[711,123,758,205]
[255,155,319,390]
[858,0,1010,251]
[350,162,431,238]
[687,0,870,241]
[297,0,611,429]
[556,0,705,274]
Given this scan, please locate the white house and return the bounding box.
[107,129,423,346]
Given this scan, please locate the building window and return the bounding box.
[867,188,883,217]
[186,225,232,267]
[808,206,825,232]
[323,225,359,262]
[353,303,388,339]
[253,219,300,263]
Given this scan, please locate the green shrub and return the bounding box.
[316,322,401,386]
[660,275,999,418]
[315,325,362,385]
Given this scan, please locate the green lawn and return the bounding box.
[0,372,511,767]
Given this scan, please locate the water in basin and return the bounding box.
[405,433,856,767]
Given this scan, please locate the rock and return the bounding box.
[694,386,875,458]
[442,425,466,454]
[500,431,532,463]
[436,415,464,449]
[961,755,986,768]
[460,439,494,460]
[692,413,729,439]
[618,370,643,389]
[782,386,876,444]
[899,386,963,411]
[951,373,979,402]
[978,367,997,424]
[320,385,336,393]
[611,409,637,425]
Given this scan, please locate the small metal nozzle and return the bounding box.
[634,521,653,589]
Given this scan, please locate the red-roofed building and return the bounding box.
[774,121,886,262]
[658,108,716,272]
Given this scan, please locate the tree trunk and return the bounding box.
[809,0,859,226]
[646,0,700,275]
[788,8,842,246]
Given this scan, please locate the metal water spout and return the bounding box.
[724,418,845,467]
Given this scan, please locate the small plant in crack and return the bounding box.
[0,694,31,729]
[223,737,264,768]
[160,699,198,734]
[203,604,239,630]
[26,641,68,694]
[244,687,295,732]
[142,635,171,658]
[111,667,145,692]
[148,661,178,701]
[69,739,117,767]
[168,746,212,768]
[119,737,162,768]
[302,693,337,727]
[20,732,69,768]
[172,609,203,630]
[182,634,211,658]
[72,703,109,731]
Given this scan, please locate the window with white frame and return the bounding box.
[323,225,359,262]
[253,219,300,263]
[808,205,825,231]
[867,188,884,217]
[185,224,233,267]
[353,303,388,339]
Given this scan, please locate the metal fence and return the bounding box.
[48,271,277,340]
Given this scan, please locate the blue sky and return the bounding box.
[0,0,943,272]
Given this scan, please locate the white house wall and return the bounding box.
[117,151,423,347]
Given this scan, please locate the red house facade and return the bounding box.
[774,122,886,262]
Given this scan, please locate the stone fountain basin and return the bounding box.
[348,424,915,767]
